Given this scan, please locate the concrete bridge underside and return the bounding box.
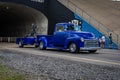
[0,2,48,37]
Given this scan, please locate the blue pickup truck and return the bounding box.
[36,22,100,53]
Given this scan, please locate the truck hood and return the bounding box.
[69,31,95,39]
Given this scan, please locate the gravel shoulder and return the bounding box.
[0,49,120,80]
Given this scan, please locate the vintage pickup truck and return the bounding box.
[36,22,100,53]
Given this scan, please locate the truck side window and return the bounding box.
[56,26,64,32]
[67,25,74,30]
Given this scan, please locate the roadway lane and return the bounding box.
[0,42,120,66]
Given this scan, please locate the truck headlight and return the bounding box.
[80,37,84,42]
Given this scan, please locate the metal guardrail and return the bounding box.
[0,37,17,43]
[57,0,120,49]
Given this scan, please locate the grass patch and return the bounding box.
[0,56,5,60]
[0,64,26,80]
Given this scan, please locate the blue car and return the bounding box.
[16,34,37,48]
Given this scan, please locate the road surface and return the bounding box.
[0,43,120,66]
[0,43,120,80]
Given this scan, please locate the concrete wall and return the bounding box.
[47,0,74,34]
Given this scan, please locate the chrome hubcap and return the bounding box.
[39,42,43,49]
[19,41,22,46]
[70,43,76,52]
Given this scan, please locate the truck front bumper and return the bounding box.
[80,47,101,51]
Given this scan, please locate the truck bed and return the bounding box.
[37,35,54,44]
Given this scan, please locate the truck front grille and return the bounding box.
[84,40,99,47]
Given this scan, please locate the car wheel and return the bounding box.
[34,43,38,48]
[19,41,23,48]
[89,50,97,53]
[69,43,79,53]
[39,41,46,50]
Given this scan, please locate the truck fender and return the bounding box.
[64,39,73,49]
[38,37,47,47]
[64,39,79,49]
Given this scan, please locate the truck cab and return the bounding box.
[37,22,100,53]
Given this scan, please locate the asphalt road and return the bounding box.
[0,42,120,67]
[1,42,120,80]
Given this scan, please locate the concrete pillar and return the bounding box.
[0,37,2,42]
[8,37,10,43]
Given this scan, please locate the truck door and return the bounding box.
[53,26,68,47]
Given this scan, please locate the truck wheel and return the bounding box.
[39,41,46,50]
[35,43,38,48]
[89,50,97,53]
[69,43,79,53]
[19,41,24,48]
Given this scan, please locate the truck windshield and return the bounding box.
[67,24,80,31]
